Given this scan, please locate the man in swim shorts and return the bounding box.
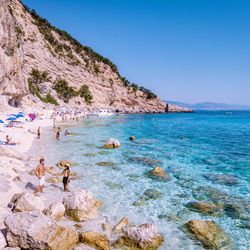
[34,158,47,194]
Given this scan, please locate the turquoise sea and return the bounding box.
[39,111,250,249]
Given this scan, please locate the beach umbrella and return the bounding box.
[0,120,4,124]
[7,117,17,121]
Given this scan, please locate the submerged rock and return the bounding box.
[224,204,249,220]
[56,160,74,168]
[103,138,120,149]
[149,167,171,180]
[79,232,110,250]
[203,173,238,186]
[95,162,116,167]
[11,193,44,212]
[114,223,163,249]
[46,176,61,183]
[130,157,160,167]
[185,220,232,250]
[185,201,221,215]
[44,202,65,220]
[4,211,79,250]
[63,189,101,222]
[83,153,97,157]
[143,189,163,200]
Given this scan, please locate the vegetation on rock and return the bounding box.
[53,79,78,103]
[21,1,158,101]
[79,84,93,105]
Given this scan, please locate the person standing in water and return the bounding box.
[37,127,41,139]
[34,158,47,194]
[56,127,61,140]
[62,164,70,192]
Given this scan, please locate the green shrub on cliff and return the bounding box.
[53,79,78,103]
[79,84,93,105]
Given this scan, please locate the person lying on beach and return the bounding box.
[34,158,49,194]
[62,164,71,192]
[5,135,19,145]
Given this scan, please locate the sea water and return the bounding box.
[39,111,250,249]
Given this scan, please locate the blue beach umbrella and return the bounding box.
[0,120,4,124]
[7,117,17,121]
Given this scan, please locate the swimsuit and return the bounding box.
[63,176,69,184]
[39,176,45,186]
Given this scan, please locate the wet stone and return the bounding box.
[143,189,163,200]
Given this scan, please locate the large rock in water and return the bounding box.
[185,201,221,215]
[114,223,163,249]
[103,138,120,149]
[4,211,79,250]
[11,193,44,212]
[44,202,65,220]
[185,220,232,250]
[63,190,101,222]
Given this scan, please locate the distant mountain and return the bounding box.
[167,101,250,111]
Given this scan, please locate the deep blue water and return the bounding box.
[41,111,250,249]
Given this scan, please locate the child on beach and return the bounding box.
[62,164,70,192]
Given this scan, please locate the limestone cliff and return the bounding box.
[0,0,190,113]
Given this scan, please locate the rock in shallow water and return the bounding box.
[4,211,79,250]
[185,220,232,250]
[185,201,221,215]
[114,223,163,249]
[203,173,238,186]
[149,166,171,181]
[143,189,163,200]
[63,189,101,222]
[103,138,120,149]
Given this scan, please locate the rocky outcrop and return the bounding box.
[10,192,44,212]
[114,223,163,249]
[0,0,188,113]
[63,189,101,222]
[4,211,79,250]
[79,232,110,250]
[185,220,232,250]
[0,231,7,249]
[103,138,120,149]
[44,202,65,220]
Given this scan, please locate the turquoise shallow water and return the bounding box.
[41,111,250,249]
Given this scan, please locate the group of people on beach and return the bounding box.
[33,123,75,194]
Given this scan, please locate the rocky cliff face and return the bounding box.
[0,0,190,113]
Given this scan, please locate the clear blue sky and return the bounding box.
[22,0,250,105]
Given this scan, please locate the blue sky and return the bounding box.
[22,0,250,105]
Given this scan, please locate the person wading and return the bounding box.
[62,164,71,192]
